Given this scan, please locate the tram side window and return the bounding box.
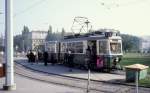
[46,45,51,52]
[49,44,56,53]
[56,43,59,53]
[75,42,83,53]
[61,43,67,53]
[99,41,108,54]
[67,43,75,53]
[72,42,76,53]
[66,42,83,53]
[46,44,51,52]
[110,43,121,54]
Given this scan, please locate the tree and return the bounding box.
[61,28,65,40]
[22,26,29,35]
[22,25,30,52]
[55,29,62,40]
[46,25,53,41]
[14,35,23,52]
[121,34,140,52]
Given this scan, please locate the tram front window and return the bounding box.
[110,42,121,54]
[99,41,108,54]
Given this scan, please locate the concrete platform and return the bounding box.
[15,58,125,82]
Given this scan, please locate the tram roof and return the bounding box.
[45,30,121,43]
[45,35,122,44]
[61,35,121,42]
[63,35,105,41]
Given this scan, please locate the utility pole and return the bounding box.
[3,0,16,90]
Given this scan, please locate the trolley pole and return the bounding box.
[87,68,90,93]
[3,0,16,90]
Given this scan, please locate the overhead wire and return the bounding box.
[98,0,150,9]
[0,0,48,33]
[14,0,48,17]
[115,0,150,8]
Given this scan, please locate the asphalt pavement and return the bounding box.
[0,74,85,93]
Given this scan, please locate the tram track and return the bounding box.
[15,62,131,93]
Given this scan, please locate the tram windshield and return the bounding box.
[99,41,109,54]
[110,42,121,54]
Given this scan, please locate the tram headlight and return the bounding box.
[115,57,119,62]
[114,57,119,62]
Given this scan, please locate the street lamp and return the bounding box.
[85,20,90,33]
[85,19,91,93]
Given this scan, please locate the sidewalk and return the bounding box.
[0,75,84,93]
[15,58,125,82]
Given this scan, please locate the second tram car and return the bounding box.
[45,30,123,72]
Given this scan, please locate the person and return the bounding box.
[85,46,92,69]
[51,53,55,65]
[43,51,48,66]
[30,50,35,64]
[26,51,31,63]
[68,50,73,72]
[33,51,37,63]
[64,52,68,65]
[91,43,97,67]
[37,51,43,61]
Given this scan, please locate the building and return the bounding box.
[22,30,48,52]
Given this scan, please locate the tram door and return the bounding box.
[87,40,97,65]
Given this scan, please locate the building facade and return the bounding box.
[23,31,48,52]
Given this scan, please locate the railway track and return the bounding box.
[15,62,131,93]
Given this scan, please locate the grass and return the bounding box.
[139,77,150,87]
[120,53,150,74]
[120,53,150,87]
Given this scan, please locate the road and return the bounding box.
[1,56,85,93]
[0,74,85,93]
[14,62,130,93]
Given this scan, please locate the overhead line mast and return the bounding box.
[3,0,16,90]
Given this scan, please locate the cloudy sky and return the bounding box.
[0,0,150,36]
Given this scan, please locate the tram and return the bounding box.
[45,30,123,72]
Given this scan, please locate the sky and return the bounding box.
[0,0,150,36]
